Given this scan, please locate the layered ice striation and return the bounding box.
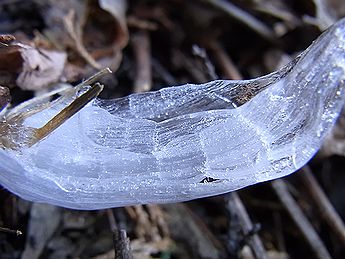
[1,18,345,209]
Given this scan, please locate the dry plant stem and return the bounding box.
[32,83,103,146]
[4,68,111,124]
[312,0,336,29]
[202,0,276,42]
[210,42,268,259]
[0,226,22,236]
[107,208,119,233]
[127,16,158,31]
[152,59,177,85]
[133,205,153,239]
[75,67,112,88]
[146,205,170,238]
[173,50,208,83]
[63,10,102,70]
[107,209,133,259]
[271,179,332,259]
[132,30,152,93]
[207,41,242,80]
[161,204,223,258]
[300,166,345,245]
[114,230,133,259]
[26,68,112,144]
[272,212,286,253]
[227,193,268,259]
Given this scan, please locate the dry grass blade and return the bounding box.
[272,179,332,259]
[227,193,268,259]
[32,83,103,146]
[0,226,22,236]
[300,167,345,246]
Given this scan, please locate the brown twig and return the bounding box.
[207,41,242,80]
[192,45,218,80]
[127,16,158,31]
[107,209,119,233]
[299,166,345,246]
[272,212,287,253]
[227,193,268,259]
[202,43,266,258]
[173,50,209,83]
[33,83,103,145]
[114,230,133,259]
[271,179,332,259]
[0,226,22,236]
[131,30,152,93]
[107,209,133,259]
[152,59,177,85]
[201,0,277,43]
[161,204,224,258]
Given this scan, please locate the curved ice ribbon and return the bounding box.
[0,18,345,210]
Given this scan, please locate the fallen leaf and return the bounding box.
[17,47,66,90]
[0,44,22,87]
[98,0,129,50]
[0,40,66,90]
[41,0,128,76]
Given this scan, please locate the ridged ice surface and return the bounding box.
[1,18,345,210]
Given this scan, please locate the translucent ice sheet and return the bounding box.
[0,18,345,209]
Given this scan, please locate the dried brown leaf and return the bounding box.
[42,0,128,75]
[17,47,66,91]
[63,9,102,70]
[98,0,129,50]
[0,41,66,90]
[0,44,22,87]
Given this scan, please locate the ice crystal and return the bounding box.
[0,18,345,209]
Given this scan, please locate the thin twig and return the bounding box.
[173,50,209,83]
[33,83,103,145]
[207,41,242,80]
[207,44,266,258]
[299,166,345,246]
[107,209,133,259]
[127,16,158,31]
[75,67,112,89]
[192,45,218,80]
[201,0,277,42]
[132,30,152,93]
[271,179,332,259]
[107,209,119,233]
[114,230,133,259]
[161,204,224,258]
[0,226,22,236]
[152,59,177,85]
[227,193,268,259]
[311,0,336,30]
